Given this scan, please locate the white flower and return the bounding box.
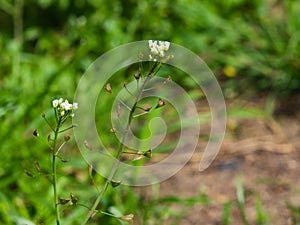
[52,98,78,117]
[161,41,170,51]
[150,47,159,55]
[148,40,157,49]
[52,99,59,108]
[52,98,63,108]
[61,100,73,111]
[159,49,165,57]
[148,40,170,61]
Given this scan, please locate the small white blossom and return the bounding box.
[52,99,59,108]
[52,98,78,117]
[61,100,73,111]
[150,47,159,55]
[53,98,63,108]
[159,41,170,51]
[72,102,78,110]
[148,40,170,61]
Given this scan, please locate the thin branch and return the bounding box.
[81,68,154,224]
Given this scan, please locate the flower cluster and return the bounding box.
[148,40,170,61]
[52,98,78,117]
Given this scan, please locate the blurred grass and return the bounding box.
[1,0,300,224]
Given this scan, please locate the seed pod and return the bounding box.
[156,98,165,108]
[164,76,172,84]
[144,106,152,112]
[64,135,70,142]
[120,214,134,222]
[58,197,70,205]
[70,193,78,205]
[111,180,121,188]
[33,129,39,137]
[88,162,93,177]
[84,140,93,150]
[24,170,34,178]
[34,161,41,172]
[143,149,152,158]
[105,83,112,93]
[134,73,141,80]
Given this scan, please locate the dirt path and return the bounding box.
[158,104,300,225]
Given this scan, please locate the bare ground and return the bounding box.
[155,99,300,225]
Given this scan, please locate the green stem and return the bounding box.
[14,0,23,44]
[81,75,152,224]
[12,0,23,81]
[52,117,62,225]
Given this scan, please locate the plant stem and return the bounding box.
[14,0,23,44]
[52,117,62,225]
[12,0,23,81]
[81,75,152,224]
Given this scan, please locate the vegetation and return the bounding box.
[0,0,299,224]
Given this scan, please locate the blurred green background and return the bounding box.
[1,0,300,224]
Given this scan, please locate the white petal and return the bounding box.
[52,99,59,108]
[72,102,78,110]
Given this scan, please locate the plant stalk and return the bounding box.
[81,75,152,224]
[52,117,62,225]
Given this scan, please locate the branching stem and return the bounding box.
[81,73,153,224]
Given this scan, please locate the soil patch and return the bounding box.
[157,102,300,225]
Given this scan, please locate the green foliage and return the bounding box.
[255,195,269,225]
[288,203,300,225]
[222,202,232,225]
[0,0,299,224]
[234,176,270,225]
[236,176,250,225]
